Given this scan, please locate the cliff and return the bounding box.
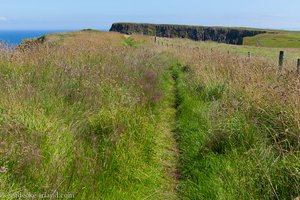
[110,23,266,45]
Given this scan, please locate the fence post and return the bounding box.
[279,51,284,70]
[297,59,300,74]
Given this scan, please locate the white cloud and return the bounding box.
[0,17,7,21]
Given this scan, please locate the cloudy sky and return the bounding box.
[0,0,300,30]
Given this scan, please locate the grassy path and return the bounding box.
[154,65,180,199]
[0,33,183,199]
[169,57,300,199]
[2,31,299,199]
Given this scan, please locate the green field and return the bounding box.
[158,35,300,67]
[0,30,300,199]
[243,31,300,48]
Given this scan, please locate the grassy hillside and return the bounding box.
[0,31,178,199]
[168,47,300,199]
[158,37,300,65]
[243,31,300,48]
[0,30,300,199]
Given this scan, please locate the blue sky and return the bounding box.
[0,0,300,30]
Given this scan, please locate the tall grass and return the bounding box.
[158,36,300,65]
[168,44,300,199]
[0,32,177,199]
[1,30,299,199]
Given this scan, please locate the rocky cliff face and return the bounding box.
[110,23,266,45]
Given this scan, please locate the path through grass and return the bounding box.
[171,53,300,199]
[1,30,300,199]
[0,32,180,200]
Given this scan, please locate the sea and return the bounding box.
[0,30,72,46]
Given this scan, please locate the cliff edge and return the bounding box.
[110,23,266,45]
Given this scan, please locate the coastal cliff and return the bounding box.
[110,23,266,45]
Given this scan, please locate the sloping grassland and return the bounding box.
[0,30,299,199]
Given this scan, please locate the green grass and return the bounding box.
[1,30,300,199]
[244,32,300,48]
[122,37,140,47]
[0,33,178,199]
[159,37,300,65]
[172,62,300,199]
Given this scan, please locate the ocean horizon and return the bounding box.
[0,30,81,46]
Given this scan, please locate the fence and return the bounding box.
[154,36,300,74]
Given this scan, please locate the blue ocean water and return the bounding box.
[0,30,70,46]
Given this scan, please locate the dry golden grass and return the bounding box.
[166,45,300,119]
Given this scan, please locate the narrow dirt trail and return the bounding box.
[154,66,180,200]
[157,106,179,199]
